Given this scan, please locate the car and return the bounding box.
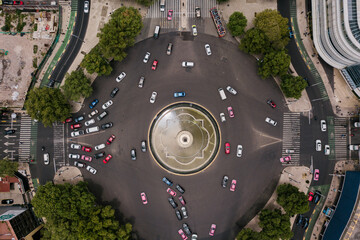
[140,192,148,204]
[63,117,73,123]
[175,209,182,220]
[167,188,176,196]
[209,224,216,236]
[285,149,295,153]
[178,229,187,240]
[86,165,97,174]
[267,99,276,108]
[70,143,81,149]
[167,9,173,20]
[179,196,186,205]
[227,106,234,118]
[280,156,291,163]
[192,25,197,36]
[84,1,89,13]
[82,146,92,152]
[74,161,85,168]
[70,130,84,137]
[74,115,85,123]
[1,199,14,204]
[151,60,158,70]
[181,206,188,219]
[85,119,95,127]
[195,6,201,18]
[236,145,243,157]
[168,197,178,208]
[131,149,136,160]
[265,117,277,126]
[110,87,119,98]
[162,177,173,186]
[97,111,108,121]
[220,113,226,122]
[296,214,304,226]
[321,120,327,131]
[183,223,192,236]
[230,179,237,191]
[205,44,212,55]
[316,140,321,151]
[175,184,185,194]
[107,134,116,145]
[225,142,230,154]
[150,91,157,103]
[166,43,173,55]
[143,52,150,63]
[43,153,49,165]
[191,234,198,240]
[182,61,194,68]
[302,217,309,229]
[88,110,99,118]
[101,122,113,129]
[69,153,80,159]
[138,77,145,88]
[89,99,99,109]
[94,152,105,159]
[314,169,320,181]
[95,144,105,151]
[226,86,237,95]
[324,145,330,155]
[174,92,186,98]
[222,175,229,188]
[103,154,112,164]
[308,191,314,201]
[354,122,360,127]
[349,144,359,150]
[116,72,126,82]
[141,140,147,152]
[289,26,294,38]
[314,190,321,204]
[102,100,113,110]
[81,155,92,162]
[71,123,81,129]
[14,1,24,5]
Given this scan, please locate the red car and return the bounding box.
[178,229,188,240]
[14,1,24,5]
[63,117,73,123]
[267,99,276,108]
[167,10,173,20]
[152,60,158,70]
[209,224,216,236]
[280,156,291,163]
[71,123,81,129]
[103,154,112,164]
[230,179,237,191]
[82,146,92,152]
[314,169,320,181]
[179,196,186,205]
[81,155,92,162]
[106,134,116,145]
[308,191,314,201]
[227,106,234,118]
[140,192,148,205]
[167,188,176,197]
[225,142,230,154]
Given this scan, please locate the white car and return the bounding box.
[354,122,360,127]
[88,109,98,118]
[205,44,212,55]
[86,165,97,174]
[236,145,243,157]
[150,91,157,103]
[320,120,327,132]
[70,130,84,137]
[84,1,89,13]
[349,145,359,150]
[69,153,80,159]
[192,25,197,36]
[226,86,237,95]
[138,77,145,88]
[265,117,277,126]
[85,119,95,126]
[95,143,106,151]
[324,145,330,155]
[116,72,126,82]
[143,52,150,63]
[316,140,321,151]
[70,143,81,149]
[74,161,85,168]
[43,153,49,165]
[102,100,113,110]
[220,113,226,122]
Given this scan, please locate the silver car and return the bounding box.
[226,86,237,95]
[316,140,321,151]
[205,44,212,55]
[265,117,277,126]
[69,153,80,159]
[220,113,226,122]
[236,145,243,157]
[85,119,95,126]
[143,52,150,63]
[70,143,81,149]
[324,145,330,155]
[116,72,126,82]
[138,77,145,88]
[43,153,49,165]
[150,91,157,103]
[181,206,188,219]
[141,140,147,152]
[84,1,89,13]
[88,109,98,118]
[102,100,113,110]
[320,120,326,131]
[86,165,97,174]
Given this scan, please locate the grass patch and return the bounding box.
[33,58,38,68]
[33,45,38,54]
[1,13,13,32]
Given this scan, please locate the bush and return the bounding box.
[280,74,308,99]
[228,12,247,36]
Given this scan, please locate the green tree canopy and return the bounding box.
[276,183,310,215]
[0,159,18,177]
[80,45,112,76]
[259,209,293,240]
[239,28,271,54]
[61,69,93,101]
[254,9,289,50]
[228,12,247,37]
[280,74,308,99]
[32,182,132,240]
[97,7,143,61]
[258,50,291,79]
[236,228,262,240]
[24,88,71,127]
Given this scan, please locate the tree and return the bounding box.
[0,159,18,177]
[32,182,132,240]
[276,183,310,215]
[254,9,290,50]
[228,12,247,37]
[259,209,293,240]
[98,7,143,61]
[258,50,290,79]
[280,74,308,99]
[25,88,71,127]
[61,69,93,101]
[236,228,261,240]
[136,0,153,7]
[239,28,271,54]
[80,45,112,76]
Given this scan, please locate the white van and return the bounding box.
[160,0,165,12]
[154,25,160,39]
[218,88,227,100]
[86,126,99,134]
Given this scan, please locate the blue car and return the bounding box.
[74,115,85,123]
[162,177,173,186]
[89,99,99,109]
[174,92,186,98]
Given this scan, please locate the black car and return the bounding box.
[1,199,13,204]
[175,209,182,220]
[110,87,119,98]
[302,217,309,229]
[176,184,185,194]
[182,223,192,236]
[314,190,321,204]
[4,130,15,135]
[168,197,178,208]
[296,214,304,226]
[222,175,229,188]
[101,122,113,129]
[94,152,105,159]
[74,115,85,123]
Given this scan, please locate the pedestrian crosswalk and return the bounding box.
[187,0,217,18]
[282,113,301,166]
[19,116,37,162]
[53,122,65,168]
[147,0,181,19]
[330,117,348,160]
